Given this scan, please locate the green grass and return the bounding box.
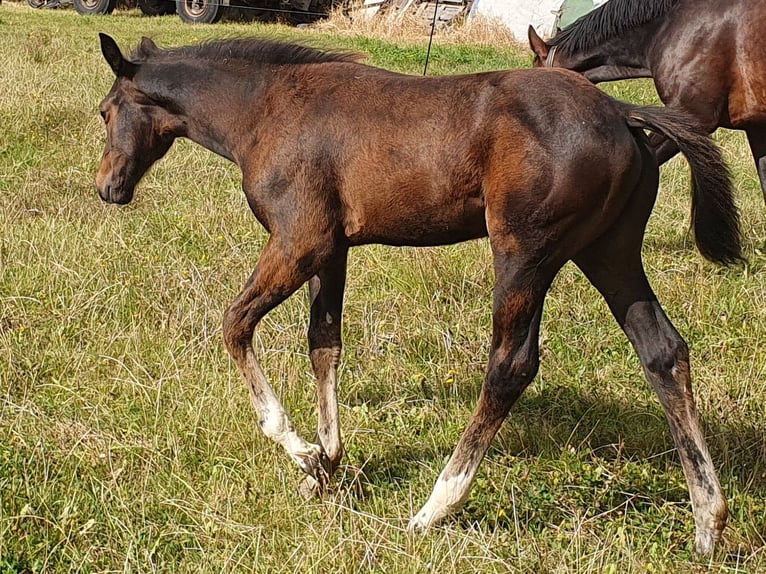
[1,3,765,572]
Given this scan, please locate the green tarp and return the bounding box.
[558,0,597,28]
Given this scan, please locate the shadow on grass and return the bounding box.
[337,382,765,566]
[350,382,766,499]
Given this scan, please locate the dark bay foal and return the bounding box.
[95,33,741,554]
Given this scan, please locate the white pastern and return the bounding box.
[408,470,474,532]
[242,351,325,478]
[258,400,323,476]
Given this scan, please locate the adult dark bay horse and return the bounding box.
[528,0,766,203]
[96,33,741,554]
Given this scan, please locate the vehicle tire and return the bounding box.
[176,0,223,23]
[27,0,46,8]
[139,0,175,14]
[73,0,116,14]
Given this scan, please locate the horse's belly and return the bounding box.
[343,192,488,247]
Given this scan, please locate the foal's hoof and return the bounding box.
[694,500,727,555]
[294,445,330,479]
[407,507,441,533]
[694,526,723,556]
[293,444,332,498]
[298,474,322,500]
[694,529,717,556]
[407,517,428,534]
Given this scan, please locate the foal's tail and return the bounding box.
[622,104,742,265]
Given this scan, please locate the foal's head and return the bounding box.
[96,33,179,205]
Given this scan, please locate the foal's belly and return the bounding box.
[343,191,488,247]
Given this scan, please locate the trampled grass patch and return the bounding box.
[1,3,765,572]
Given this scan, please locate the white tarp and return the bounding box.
[469,0,607,42]
[469,0,564,41]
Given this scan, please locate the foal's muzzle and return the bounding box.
[96,174,134,205]
[96,153,134,204]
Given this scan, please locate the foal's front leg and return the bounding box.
[300,251,348,495]
[222,237,331,484]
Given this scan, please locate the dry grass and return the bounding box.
[315,7,521,47]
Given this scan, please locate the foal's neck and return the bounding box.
[147,61,267,165]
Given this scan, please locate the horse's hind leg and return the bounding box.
[223,236,334,485]
[409,250,552,531]
[574,223,727,555]
[648,132,680,165]
[745,126,766,206]
[300,250,348,495]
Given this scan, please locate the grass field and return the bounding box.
[1,3,765,572]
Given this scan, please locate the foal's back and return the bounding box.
[248,65,641,249]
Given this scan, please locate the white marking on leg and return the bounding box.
[317,368,341,461]
[310,344,343,470]
[259,401,321,471]
[408,469,475,531]
[246,351,323,476]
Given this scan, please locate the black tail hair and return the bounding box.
[624,104,742,265]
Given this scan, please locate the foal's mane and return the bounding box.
[130,37,364,67]
[550,0,680,55]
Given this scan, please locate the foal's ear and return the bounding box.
[99,33,137,79]
[527,26,550,60]
[138,36,159,56]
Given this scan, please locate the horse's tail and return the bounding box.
[622,104,742,266]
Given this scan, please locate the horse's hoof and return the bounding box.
[694,528,720,556]
[407,518,426,534]
[293,443,333,498]
[298,474,321,500]
[407,508,437,533]
[694,498,727,555]
[293,445,330,482]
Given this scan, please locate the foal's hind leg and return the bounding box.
[409,252,552,531]
[223,236,334,485]
[299,250,348,495]
[574,233,727,555]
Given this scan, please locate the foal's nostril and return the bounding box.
[97,181,112,203]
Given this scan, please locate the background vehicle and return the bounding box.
[28,0,175,16]
[26,0,335,24]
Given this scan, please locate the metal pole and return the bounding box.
[422,0,440,76]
